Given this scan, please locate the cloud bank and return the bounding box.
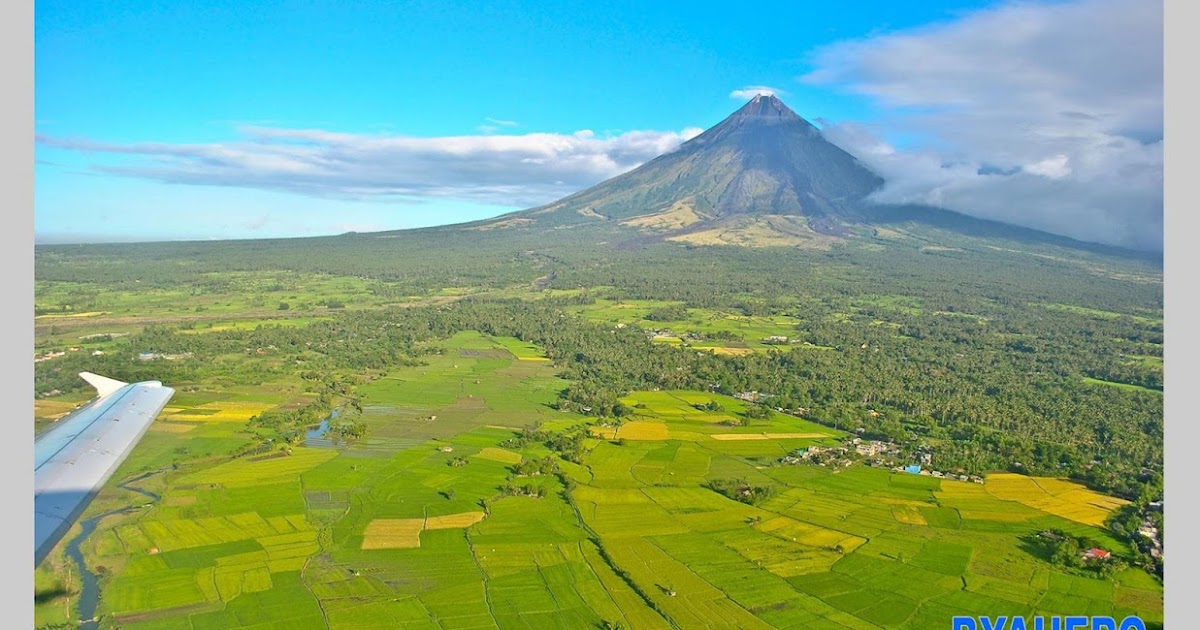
[38,125,704,209]
[730,86,786,100]
[805,0,1162,251]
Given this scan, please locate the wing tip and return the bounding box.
[79,372,128,398]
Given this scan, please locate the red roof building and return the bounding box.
[1084,548,1111,560]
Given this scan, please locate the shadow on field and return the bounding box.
[34,586,72,604]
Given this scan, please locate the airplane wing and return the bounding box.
[34,373,175,567]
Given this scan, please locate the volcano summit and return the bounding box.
[469,94,892,247]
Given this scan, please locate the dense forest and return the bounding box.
[35,287,1163,503]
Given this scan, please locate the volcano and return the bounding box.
[455,95,1146,256]
[467,94,887,247]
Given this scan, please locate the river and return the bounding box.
[63,470,162,630]
[303,408,342,449]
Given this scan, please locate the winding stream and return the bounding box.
[64,470,163,630]
[62,406,342,627]
[303,408,341,448]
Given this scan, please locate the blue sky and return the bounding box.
[35,0,1163,249]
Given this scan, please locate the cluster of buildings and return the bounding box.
[779,444,853,468]
[779,439,906,471]
[35,345,105,363]
[644,328,701,341]
[1138,515,1163,559]
[894,464,984,484]
[851,438,893,457]
[734,391,775,403]
[777,436,986,484]
[138,351,194,361]
[34,349,68,363]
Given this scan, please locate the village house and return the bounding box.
[854,440,892,457]
[1083,548,1111,561]
[34,350,67,363]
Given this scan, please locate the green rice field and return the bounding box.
[35,331,1163,629]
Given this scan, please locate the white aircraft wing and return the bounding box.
[34,373,175,566]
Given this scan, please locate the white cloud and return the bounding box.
[730,86,786,100]
[38,125,704,209]
[805,0,1162,251]
[478,117,519,134]
[1024,155,1072,179]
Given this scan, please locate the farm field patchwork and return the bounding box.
[36,332,1162,629]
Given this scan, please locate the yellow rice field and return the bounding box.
[165,401,278,422]
[361,519,425,549]
[362,511,489,549]
[593,421,671,440]
[983,473,1128,526]
[755,516,866,552]
[35,311,107,319]
[425,511,487,530]
[702,347,757,356]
